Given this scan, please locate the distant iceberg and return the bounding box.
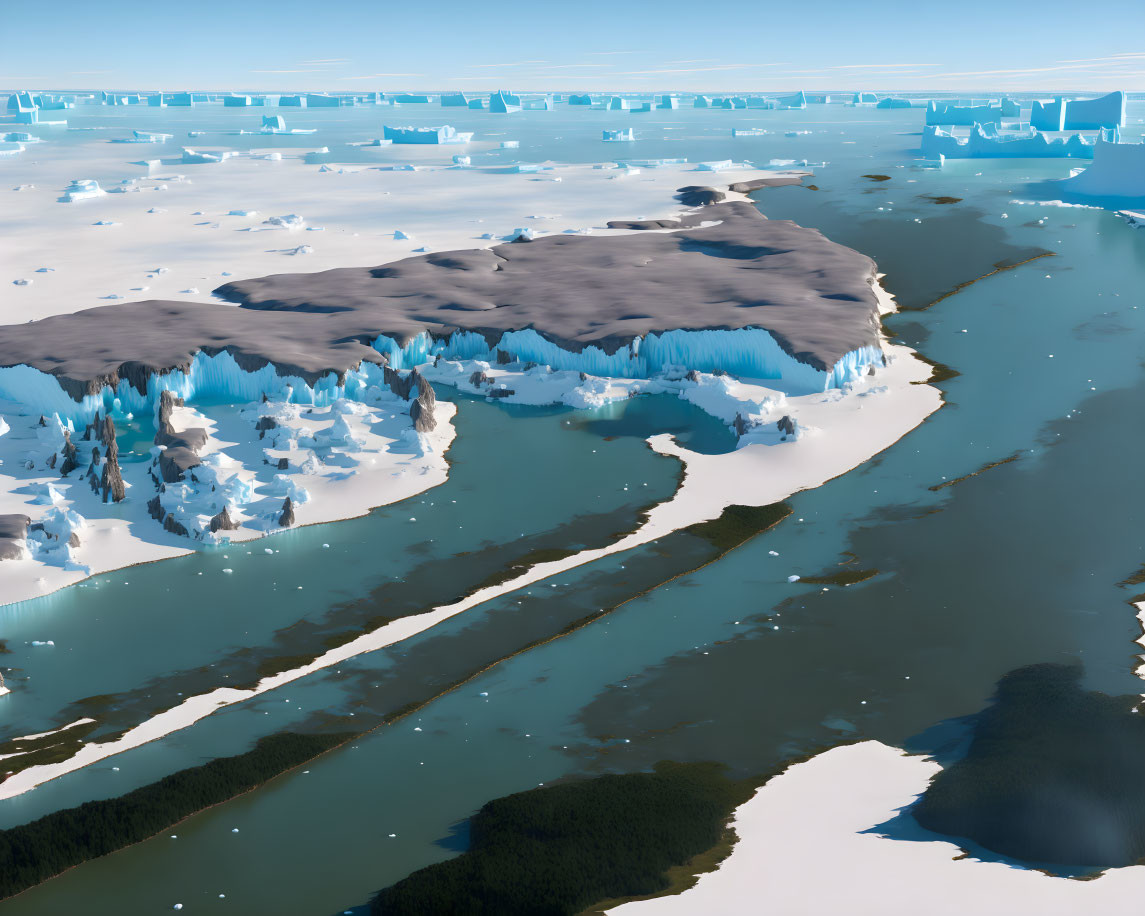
[440,92,469,107]
[383,124,474,145]
[489,90,521,113]
[603,127,635,142]
[1031,91,1125,131]
[921,124,1116,159]
[776,91,806,109]
[926,101,1004,125]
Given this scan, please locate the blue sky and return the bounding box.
[5,0,1144,92]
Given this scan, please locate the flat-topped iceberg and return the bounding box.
[382,124,474,145]
[924,101,1004,124]
[1058,138,1145,199]
[61,178,107,202]
[1031,91,1125,131]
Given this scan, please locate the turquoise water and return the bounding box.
[1,100,1144,914]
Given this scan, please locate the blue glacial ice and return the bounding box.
[383,124,474,144]
[520,96,554,111]
[1031,91,1125,131]
[392,94,431,104]
[877,98,914,109]
[602,128,636,142]
[440,92,469,107]
[372,328,882,394]
[0,324,882,457]
[61,178,107,202]
[489,90,521,113]
[926,101,1005,125]
[852,92,878,105]
[1059,138,1145,199]
[224,95,252,107]
[567,94,593,105]
[776,91,806,109]
[694,96,712,109]
[921,124,1118,159]
[659,95,680,110]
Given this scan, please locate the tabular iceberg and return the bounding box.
[489,90,521,113]
[383,125,474,145]
[1058,139,1145,199]
[1031,91,1125,131]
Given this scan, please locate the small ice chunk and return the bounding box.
[787,575,801,583]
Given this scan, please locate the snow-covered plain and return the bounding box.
[0,141,770,322]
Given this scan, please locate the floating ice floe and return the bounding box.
[382,124,473,144]
[263,213,305,230]
[603,128,636,142]
[62,178,107,202]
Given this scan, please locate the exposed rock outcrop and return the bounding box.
[0,514,30,561]
[278,496,295,527]
[776,415,796,437]
[84,417,125,503]
[59,430,78,477]
[209,506,240,533]
[409,374,437,433]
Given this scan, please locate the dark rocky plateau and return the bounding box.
[0,185,881,402]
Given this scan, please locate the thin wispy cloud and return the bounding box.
[1057,53,1145,63]
[470,61,549,68]
[337,73,424,80]
[250,68,330,74]
[618,65,752,75]
[300,58,350,64]
[920,61,1143,78]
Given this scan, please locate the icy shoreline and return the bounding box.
[0,276,941,800]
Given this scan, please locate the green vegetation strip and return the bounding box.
[684,503,792,553]
[0,731,351,901]
[1,502,793,901]
[0,720,103,778]
[371,762,755,915]
[929,453,1019,491]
